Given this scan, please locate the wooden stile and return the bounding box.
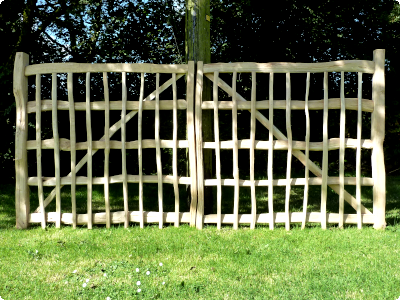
[86,72,93,229]
[285,73,292,231]
[138,73,144,228]
[172,73,180,227]
[356,72,363,229]
[155,73,163,229]
[121,72,129,228]
[195,62,204,229]
[302,72,311,230]
[213,71,222,230]
[52,73,61,228]
[68,73,77,229]
[103,72,111,228]
[36,74,46,229]
[232,72,239,230]
[321,72,328,229]
[339,72,346,228]
[372,49,386,229]
[14,53,30,229]
[186,64,197,227]
[250,72,256,229]
[268,73,274,229]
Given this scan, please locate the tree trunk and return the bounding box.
[185,0,214,215]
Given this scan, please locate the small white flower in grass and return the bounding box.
[129,255,132,257]
[82,283,87,288]
[86,279,90,283]
[146,271,150,275]
[35,250,38,254]
[137,288,141,293]
[106,297,111,300]
[103,273,107,277]
[72,270,77,274]
[159,263,163,266]
[137,281,141,286]
[162,282,165,285]
[136,268,139,272]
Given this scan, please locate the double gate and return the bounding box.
[14,50,386,230]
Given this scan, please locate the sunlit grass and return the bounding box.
[0,177,399,299]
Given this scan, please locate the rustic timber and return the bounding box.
[371,49,386,229]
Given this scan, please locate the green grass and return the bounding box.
[0,177,400,299]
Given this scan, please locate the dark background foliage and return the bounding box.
[1,0,399,183]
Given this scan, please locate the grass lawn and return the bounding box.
[0,177,400,299]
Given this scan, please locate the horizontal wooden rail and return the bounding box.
[201,138,373,150]
[202,177,374,187]
[202,213,375,225]
[201,98,374,112]
[28,175,192,186]
[203,60,375,74]
[27,139,190,150]
[26,138,372,151]
[27,100,188,113]
[28,176,374,188]
[30,211,191,225]
[25,63,189,75]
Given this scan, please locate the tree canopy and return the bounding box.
[1,0,400,183]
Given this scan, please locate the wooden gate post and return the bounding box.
[371,49,386,229]
[14,52,30,229]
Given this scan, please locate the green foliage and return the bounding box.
[1,0,400,183]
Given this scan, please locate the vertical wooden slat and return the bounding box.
[14,52,30,229]
[356,72,363,229]
[155,73,163,229]
[268,73,274,230]
[86,72,93,230]
[213,71,222,230]
[195,62,204,229]
[121,72,129,228]
[285,73,292,231]
[52,73,61,228]
[250,72,256,229]
[103,72,111,228]
[232,72,239,230]
[339,71,346,228]
[36,74,46,229]
[172,73,180,227]
[321,72,329,229]
[371,49,386,229]
[138,72,145,228]
[187,62,198,228]
[302,72,311,230]
[68,73,77,229]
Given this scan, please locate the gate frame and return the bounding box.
[14,53,198,229]
[194,49,385,230]
[14,50,385,230]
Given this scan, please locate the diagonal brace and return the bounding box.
[35,75,185,213]
[205,73,372,215]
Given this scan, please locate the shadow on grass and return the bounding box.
[1,176,399,229]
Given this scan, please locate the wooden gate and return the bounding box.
[14,53,197,229]
[194,49,385,230]
[14,50,385,230]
